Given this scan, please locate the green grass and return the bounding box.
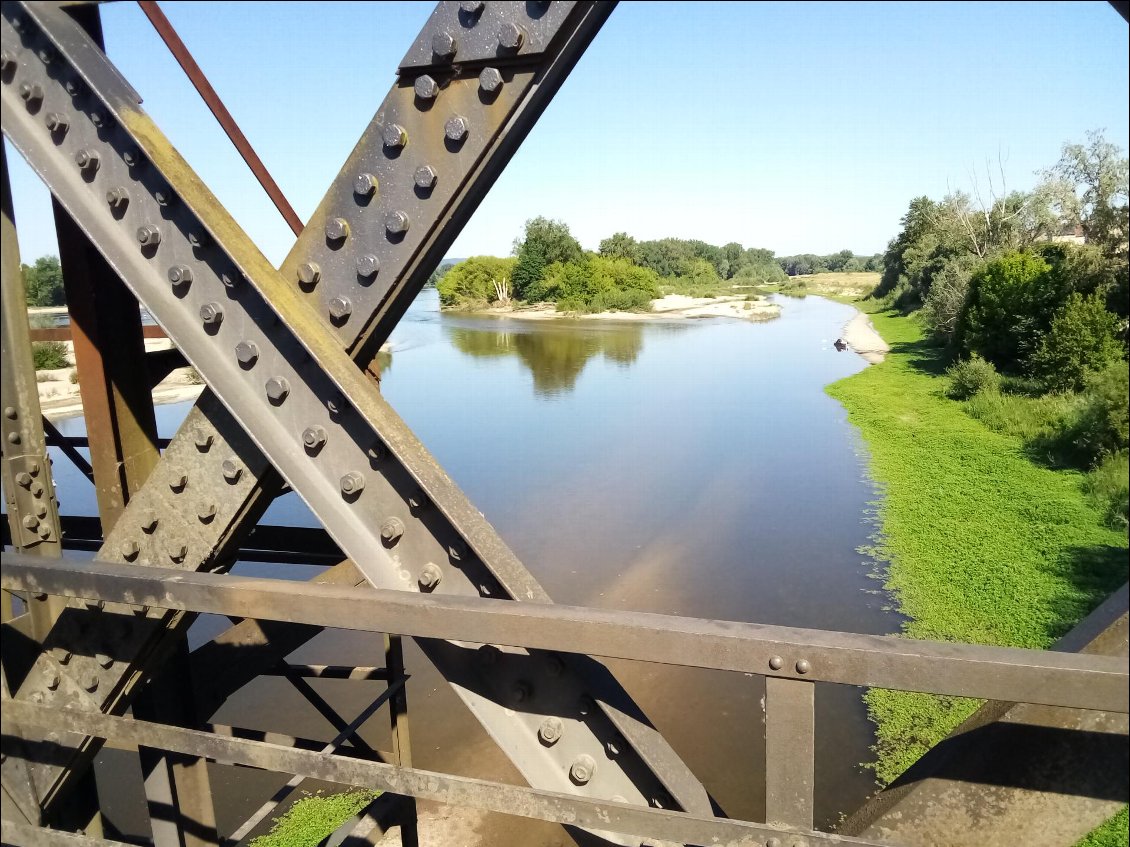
[826,304,1128,785]
[248,789,379,847]
[1076,807,1129,847]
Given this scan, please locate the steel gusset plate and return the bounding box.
[0,2,712,838]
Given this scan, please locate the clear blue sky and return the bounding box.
[6,1,1128,267]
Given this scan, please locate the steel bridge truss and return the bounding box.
[1,3,1127,847]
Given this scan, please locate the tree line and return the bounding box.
[874,129,1128,527]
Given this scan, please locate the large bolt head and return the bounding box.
[265,377,290,404]
[302,425,327,451]
[169,473,188,492]
[193,428,214,450]
[19,82,43,102]
[235,340,259,367]
[357,254,380,278]
[325,217,350,241]
[106,187,129,209]
[341,472,366,497]
[297,262,321,287]
[75,149,99,170]
[414,75,439,100]
[385,211,410,235]
[498,22,525,50]
[198,502,217,522]
[142,513,159,533]
[382,123,407,149]
[221,459,243,483]
[199,302,224,326]
[418,563,443,591]
[569,754,596,785]
[83,675,99,693]
[479,67,503,93]
[168,544,188,563]
[444,115,469,142]
[538,717,564,745]
[328,297,352,322]
[380,516,404,543]
[45,112,69,133]
[0,50,14,72]
[15,471,32,487]
[120,540,140,560]
[353,172,378,196]
[414,165,437,189]
[22,515,40,530]
[136,225,161,246]
[431,30,456,58]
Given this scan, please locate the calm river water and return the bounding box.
[53,289,900,842]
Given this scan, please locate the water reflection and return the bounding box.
[446,321,645,397]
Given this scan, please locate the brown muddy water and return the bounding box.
[50,289,901,844]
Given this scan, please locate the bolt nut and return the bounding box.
[353,172,378,196]
[188,230,208,248]
[479,67,503,93]
[193,429,214,451]
[221,458,243,483]
[35,502,48,518]
[341,472,366,498]
[122,148,141,167]
[45,112,69,133]
[0,50,14,72]
[297,262,321,287]
[418,563,443,591]
[75,149,100,171]
[431,30,456,58]
[22,515,40,530]
[106,187,129,208]
[769,655,784,671]
[460,1,485,14]
[169,473,188,492]
[121,540,140,560]
[357,254,380,278]
[83,675,99,693]
[325,217,350,241]
[385,211,410,235]
[46,672,61,691]
[200,302,224,326]
[88,110,104,128]
[16,471,32,488]
[137,225,161,246]
[265,377,290,404]
[154,188,175,206]
[512,680,532,703]
[295,428,326,458]
[55,647,72,665]
[19,82,43,102]
[498,22,525,50]
[795,659,811,675]
[38,523,51,540]
[141,513,159,533]
[198,502,217,523]
[235,340,259,367]
[538,717,564,745]
[168,544,188,563]
[569,754,596,785]
[380,517,405,544]
[414,165,437,189]
[168,265,193,287]
[444,115,469,142]
[382,123,407,149]
[96,652,114,669]
[414,75,439,100]
[329,297,352,322]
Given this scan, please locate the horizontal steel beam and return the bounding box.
[1,700,887,847]
[4,553,1127,712]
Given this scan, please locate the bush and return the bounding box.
[436,256,517,306]
[1084,451,1129,531]
[32,341,70,370]
[1030,293,1124,392]
[1068,361,1129,463]
[945,355,1001,399]
[922,254,979,342]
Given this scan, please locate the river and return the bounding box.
[50,289,900,843]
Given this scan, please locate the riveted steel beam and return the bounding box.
[1,5,715,840]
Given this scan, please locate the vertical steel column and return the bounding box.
[0,142,65,642]
[764,677,815,830]
[383,633,417,847]
[54,3,159,533]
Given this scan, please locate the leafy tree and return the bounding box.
[511,217,582,301]
[1040,130,1129,258]
[922,253,980,342]
[435,256,516,306]
[23,256,65,306]
[598,232,642,264]
[426,261,455,288]
[1030,293,1124,392]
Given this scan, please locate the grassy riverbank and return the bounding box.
[826,305,1128,785]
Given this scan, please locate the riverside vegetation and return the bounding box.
[828,130,1128,842]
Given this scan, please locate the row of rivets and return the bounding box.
[768,655,812,675]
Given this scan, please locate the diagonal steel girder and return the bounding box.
[0,0,715,839]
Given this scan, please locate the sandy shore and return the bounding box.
[36,339,205,421]
[842,311,890,364]
[471,293,781,323]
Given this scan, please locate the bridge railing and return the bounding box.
[3,552,1125,847]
